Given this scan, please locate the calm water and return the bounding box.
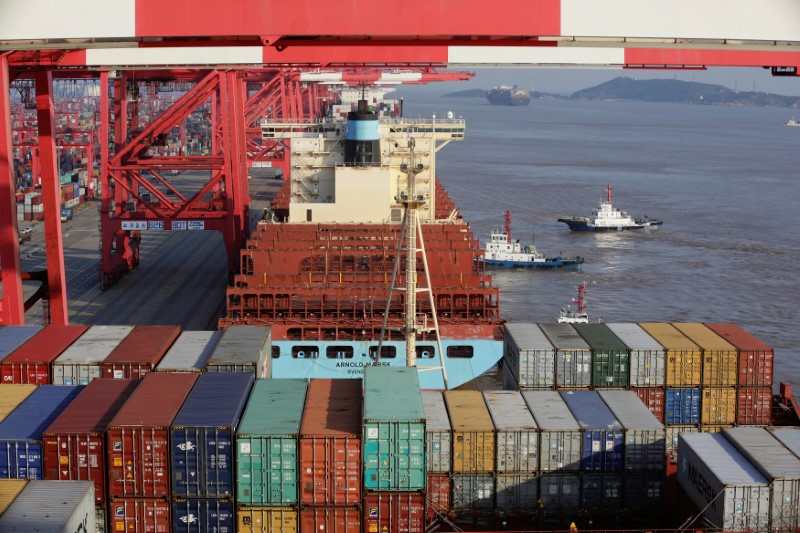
[400,93,800,388]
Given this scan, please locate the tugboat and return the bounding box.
[558,184,663,231]
[787,118,800,127]
[480,210,584,269]
[557,281,589,323]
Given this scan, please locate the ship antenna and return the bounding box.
[505,209,511,242]
[574,281,587,316]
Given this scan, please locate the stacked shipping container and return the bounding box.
[156,331,222,372]
[1,325,88,384]
[421,390,452,522]
[206,325,270,377]
[101,325,179,379]
[52,325,133,385]
[0,480,96,531]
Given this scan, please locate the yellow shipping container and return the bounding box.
[237,507,297,533]
[444,391,495,473]
[0,385,37,423]
[672,323,738,387]
[639,323,701,387]
[701,387,737,426]
[0,480,28,516]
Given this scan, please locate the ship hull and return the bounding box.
[558,217,663,232]
[482,258,583,269]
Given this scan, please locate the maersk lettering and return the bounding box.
[687,462,717,511]
[335,361,389,368]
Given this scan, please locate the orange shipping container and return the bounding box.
[706,323,774,388]
[639,323,701,387]
[632,387,665,423]
[426,473,452,522]
[736,387,772,425]
[300,507,360,533]
[672,323,738,387]
[700,387,737,426]
[444,391,495,473]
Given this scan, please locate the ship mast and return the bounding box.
[505,209,512,242]
[607,184,613,203]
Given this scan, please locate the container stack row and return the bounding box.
[0,480,97,531]
[503,322,774,457]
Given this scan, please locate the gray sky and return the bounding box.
[404,67,800,97]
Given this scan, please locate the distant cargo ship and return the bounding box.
[486,85,531,106]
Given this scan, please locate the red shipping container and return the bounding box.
[632,387,666,423]
[100,325,180,379]
[300,507,361,533]
[426,473,452,522]
[364,492,425,533]
[109,498,171,533]
[43,379,139,505]
[299,379,362,506]
[1,325,88,384]
[737,387,772,425]
[107,373,197,498]
[706,323,774,388]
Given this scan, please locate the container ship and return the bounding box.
[486,86,531,106]
[219,96,504,389]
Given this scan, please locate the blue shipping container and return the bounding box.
[172,498,234,533]
[0,385,83,479]
[560,391,624,472]
[665,388,701,425]
[171,373,254,498]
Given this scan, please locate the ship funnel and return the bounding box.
[344,98,380,165]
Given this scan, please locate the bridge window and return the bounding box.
[447,345,474,359]
[326,346,354,359]
[369,345,397,359]
[292,346,319,359]
[271,346,281,359]
[416,345,436,359]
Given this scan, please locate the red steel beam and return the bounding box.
[34,71,68,325]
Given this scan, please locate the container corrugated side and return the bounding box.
[496,473,538,516]
[632,386,665,423]
[156,330,221,372]
[1,325,88,384]
[0,385,37,424]
[206,325,270,377]
[673,323,738,387]
[522,391,581,472]
[101,325,179,379]
[701,386,737,426]
[444,391,495,474]
[172,497,234,532]
[624,471,665,511]
[108,497,170,532]
[607,323,665,387]
[483,391,538,472]
[299,379,362,505]
[300,506,361,533]
[722,426,800,531]
[573,324,630,388]
[363,492,426,533]
[599,390,665,471]
[363,367,425,491]
[678,432,770,531]
[0,480,94,532]
[451,473,495,516]
[539,324,592,388]
[639,323,701,387]
[237,506,297,533]
[736,387,772,425]
[170,373,254,498]
[237,379,306,505]
[665,388,701,425]
[560,391,624,472]
[538,472,580,517]
[0,479,27,516]
[0,326,44,363]
[107,373,198,498]
[706,323,773,388]
[426,473,451,521]
[421,391,451,473]
[43,379,139,506]
[0,385,83,480]
[52,325,134,385]
[503,323,555,389]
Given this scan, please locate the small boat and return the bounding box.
[557,281,589,324]
[558,184,662,231]
[480,210,584,269]
[787,118,800,127]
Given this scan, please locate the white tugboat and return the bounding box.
[557,281,589,324]
[481,210,584,269]
[558,185,662,231]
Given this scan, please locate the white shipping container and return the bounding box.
[483,391,538,472]
[522,391,581,471]
[52,325,134,385]
[599,390,666,471]
[607,322,666,386]
[504,323,555,388]
[207,325,270,377]
[771,428,800,460]
[678,433,770,532]
[0,480,95,532]
[452,474,495,514]
[421,391,452,472]
[155,331,222,372]
[538,324,592,388]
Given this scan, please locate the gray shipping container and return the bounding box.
[0,480,95,532]
[207,326,270,377]
[483,391,538,472]
[538,473,580,516]
[599,390,666,471]
[771,428,800,460]
[722,427,800,531]
[451,474,495,514]
[538,324,592,388]
[522,391,581,471]
[495,473,538,516]
[421,391,452,472]
[52,326,133,385]
[606,323,665,386]
[666,425,699,460]
[581,472,623,511]
[624,471,665,510]
[156,331,222,372]
[0,326,43,362]
[504,323,555,388]
[678,433,770,532]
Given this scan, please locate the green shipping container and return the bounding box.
[574,324,630,387]
[236,379,308,505]
[363,367,426,491]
